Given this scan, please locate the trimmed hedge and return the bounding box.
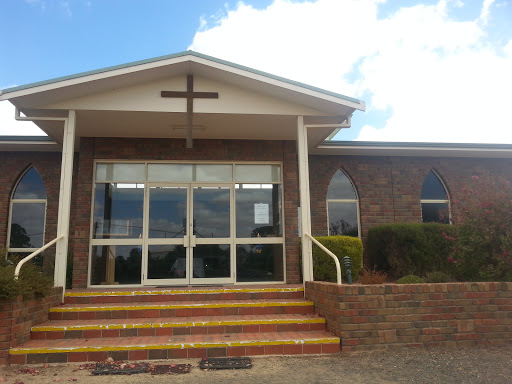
[396,275,424,284]
[366,223,457,279]
[311,236,363,283]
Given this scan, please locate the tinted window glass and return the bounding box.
[327,170,356,199]
[421,171,447,200]
[13,167,46,199]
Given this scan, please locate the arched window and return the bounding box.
[421,170,450,224]
[8,167,47,253]
[327,169,360,237]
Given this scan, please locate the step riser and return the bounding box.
[10,342,340,364]
[50,305,314,320]
[65,291,304,305]
[32,322,326,340]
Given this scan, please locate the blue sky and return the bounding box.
[1,0,511,143]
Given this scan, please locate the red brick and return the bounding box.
[187,348,207,358]
[283,344,303,355]
[128,350,148,360]
[246,346,265,355]
[321,343,340,353]
[9,354,27,365]
[265,345,284,355]
[227,346,246,357]
[168,348,188,358]
[68,352,88,362]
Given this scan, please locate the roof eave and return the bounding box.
[0,51,365,111]
[313,141,512,158]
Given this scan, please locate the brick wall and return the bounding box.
[305,281,512,352]
[71,138,300,288]
[309,155,512,258]
[0,287,62,365]
[3,148,512,289]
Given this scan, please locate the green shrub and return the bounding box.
[425,271,453,283]
[448,172,512,281]
[358,266,388,284]
[366,223,457,279]
[396,275,424,284]
[311,236,363,283]
[0,250,54,301]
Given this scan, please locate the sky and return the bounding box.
[0,0,511,143]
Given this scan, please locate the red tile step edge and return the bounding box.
[65,289,305,304]
[10,331,340,364]
[32,314,326,340]
[49,300,315,320]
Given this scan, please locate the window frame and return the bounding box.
[420,170,451,224]
[7,167,47,253]
[88,160,286,287]
[326,169,361,238]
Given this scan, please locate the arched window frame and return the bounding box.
[420,169,451,224]
[326,169,361,238]
[7,166,48,254]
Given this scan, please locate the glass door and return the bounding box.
[190,185,234,285]
[144,184,190,285]
[143,183,234,286]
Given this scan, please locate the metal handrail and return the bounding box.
[14,235,65,280]
[304,233,342,284]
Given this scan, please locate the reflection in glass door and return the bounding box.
[144,185,189,285]
[190,186,233,284]
[143,184,234,285]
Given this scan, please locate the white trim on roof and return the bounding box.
[0,51,365,111]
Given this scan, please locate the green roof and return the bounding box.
[1,51,364,106]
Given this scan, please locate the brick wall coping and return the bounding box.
[305,281,512,294]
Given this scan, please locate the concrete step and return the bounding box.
[64,285,305,304]
[32,313,326,339]
[49,299,315,320]
[10,331,340,364]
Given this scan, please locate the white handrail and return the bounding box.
[304,233,342,285]
[14,235,65,279]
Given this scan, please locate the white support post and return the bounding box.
[54,110,76,288]
[297,116,313,282]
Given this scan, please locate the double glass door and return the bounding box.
[143,184,233,285]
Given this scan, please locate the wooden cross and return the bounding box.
[161,74,219,148]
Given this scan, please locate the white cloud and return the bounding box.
[189,0,512,143]
[479,0,496,25]
[60,1,72,17]
[0,101,47,136]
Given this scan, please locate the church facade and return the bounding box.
[1,51,511,289]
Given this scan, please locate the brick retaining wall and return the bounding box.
[0,287,63,365]
[305,281,512,352]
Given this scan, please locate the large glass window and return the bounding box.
[327,169,359,237]
[90,162,285,286]
[235,184,282,238]
[421,170,450,224]
[92,183,144,239]
[8,167,47,252]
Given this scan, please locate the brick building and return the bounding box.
[2,51,511,289]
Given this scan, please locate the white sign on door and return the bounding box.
[254,203,269,224]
